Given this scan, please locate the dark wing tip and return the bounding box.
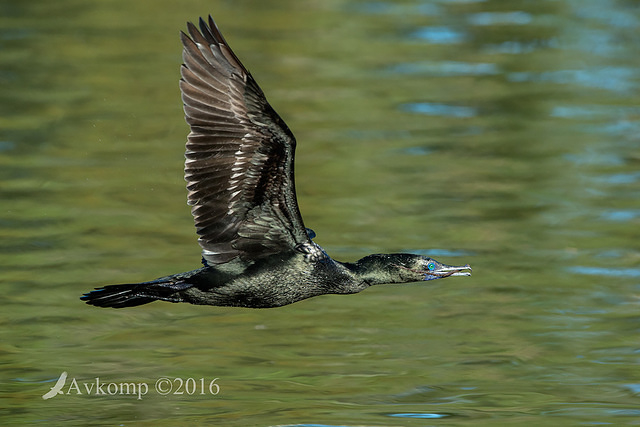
[183,15,223,48]
[198,16,215,41]
[182,15,247,75]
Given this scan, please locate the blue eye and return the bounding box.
[427,262,436,271]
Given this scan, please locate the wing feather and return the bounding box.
[180,16,310,265]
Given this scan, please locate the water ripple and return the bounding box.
[623,384,640,395]
[551,104,640,120]
[484,39,558,54]
[411,26,466,44]
[567,266,640,278]
[600,210,640,222]
[400,146,433,156]
[509,67,638,93]
[401,102,476,118]
[468,11,533,26]
[595,120,640,138]
[388,60,499,76]
[351,1,442,16]
[388,412,449,419]
[563,150,625,166]
[283,424,357,427]
[594,172,640,185]
[571,1,640,28]
[0,141,16,152]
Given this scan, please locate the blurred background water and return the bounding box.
[1,0,639,425]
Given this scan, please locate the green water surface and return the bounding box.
[2,0,639,425]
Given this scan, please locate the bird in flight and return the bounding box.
[81,16,471,309]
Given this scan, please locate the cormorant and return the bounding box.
[81,16,471,309]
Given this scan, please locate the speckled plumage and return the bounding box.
[81,16,471,309]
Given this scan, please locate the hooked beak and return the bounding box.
[428,263,472,278]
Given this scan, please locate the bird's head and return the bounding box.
[352,253,471,285]
[392,254,472,282]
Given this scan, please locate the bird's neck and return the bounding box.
[341,255,402,286]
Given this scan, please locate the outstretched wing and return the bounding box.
[180,16,310,265]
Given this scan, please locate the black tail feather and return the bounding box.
[81,278,193,308]
[81,284,156,308]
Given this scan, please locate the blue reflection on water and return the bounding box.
[509,67,638,93]
[484,39,558,54]
[284,425,355,427]
[567,266,640,278]
[0,141,16,152]
[411,26,466,44]
[389,412,448,419]
[563,151,625,166]
[594,172,640,185]
[551,106,610,119]
[401,103,476,118]
[600,210,640,222]
[565,29,624,57]
[595,120,640,137]
[351,1,441,16]
[624,384,640,395]
[551,105,640,121]
[400,146,433,156]
[573,3,640,28]
[284,425,353,427]
[468,11,533,26]
[598,250,627,259]
[388,60,498,76]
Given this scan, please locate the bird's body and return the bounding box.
[90,244,362,309]
[81,16,471,310]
